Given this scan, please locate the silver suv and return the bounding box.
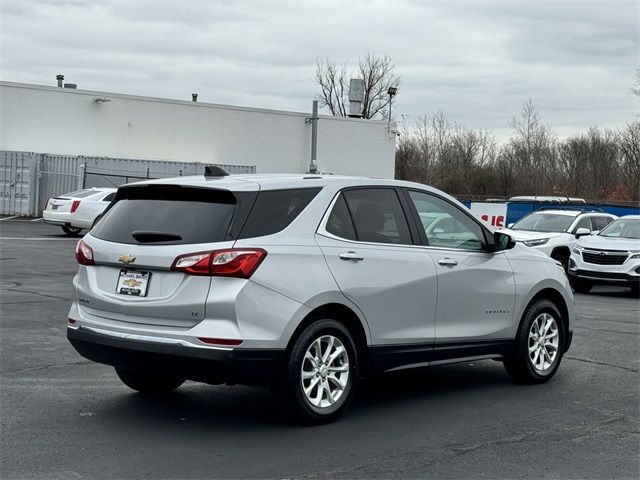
[68,174,574,423]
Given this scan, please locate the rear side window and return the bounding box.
[238,188,321,239]
[342,188,412,245]
[91,187,238,245]
[326,194,357,241]
[102,192,116,202]
[593,216,613,231]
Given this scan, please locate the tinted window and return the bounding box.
[238,188,321,239]
[326,194,356,240]
[408,190,485,250]
[342,188,412,245]
[102,192,116,202]
[92,187,237,245]
[593,216,613,231]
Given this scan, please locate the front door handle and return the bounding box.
[438,258,458,266]
[338,251,364,261]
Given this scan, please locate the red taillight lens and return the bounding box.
[75,239,94,265]
[70,200,81,213]
[171,248,267,278]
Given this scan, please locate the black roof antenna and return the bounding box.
[204,165,229,178]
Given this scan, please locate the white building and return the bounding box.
[0,81,396,177]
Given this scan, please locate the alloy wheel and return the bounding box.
[528,313,560,372]
[301,335,350,408]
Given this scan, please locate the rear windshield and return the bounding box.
[91,185,322,245]
[60,189,97,199]
[91,187,238,245]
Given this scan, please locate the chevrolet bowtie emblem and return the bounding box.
[118,255,136,264]
[122,278,141,287]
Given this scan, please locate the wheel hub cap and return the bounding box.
[301,335,350,408]
[528,313,560,373]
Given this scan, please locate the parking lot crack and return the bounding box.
[564,356,639,373]
[4,287,70,301]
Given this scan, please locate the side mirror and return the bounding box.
[491,231,516,252]
[574,227,590,238]
[507,223,515,229]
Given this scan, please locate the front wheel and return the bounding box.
[115,367,185,394]
[61,225,82,236]
[571,281,592,294]
[504,299,564,384]
[273,319,358,424]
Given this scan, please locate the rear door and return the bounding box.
[316,188,438,348]
[78,185,253,328]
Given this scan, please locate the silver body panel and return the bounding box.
[68,174,574,367]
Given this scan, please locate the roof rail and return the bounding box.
[534,205,604,213]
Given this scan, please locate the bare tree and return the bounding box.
[632,67,640,99]
[620,122,640,199]
[315,53,400,119]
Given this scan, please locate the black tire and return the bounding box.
[571,281,592,294]
[115,367,185,394]
[61,225,82,236]
[273,319,358,424]
[551,251,569,273]
[504,299,564,384]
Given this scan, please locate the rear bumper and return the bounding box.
[67,325,285,386]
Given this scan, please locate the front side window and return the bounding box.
[572,216,593,233]
[408,190,485,250]
[331,188,412,245]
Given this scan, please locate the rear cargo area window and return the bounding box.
[91,187,238,245]
[238,188,321,239]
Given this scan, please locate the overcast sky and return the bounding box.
[1,0,638,140]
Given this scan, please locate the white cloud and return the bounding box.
[1,0,637,140]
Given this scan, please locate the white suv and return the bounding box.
[569,215,640,296]
[67,174,574,423]
[501,209,617,271]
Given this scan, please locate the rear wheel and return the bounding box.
[273,319,358,424]
[504,299,564,384]
[61,225,82,236]
[115,367,185,394]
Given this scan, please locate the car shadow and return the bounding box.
[95,362,522,429]
[583,286,638,298]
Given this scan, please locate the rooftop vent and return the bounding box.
[56,74,64,87]
[192,93,198,102]
[64,83,77,89]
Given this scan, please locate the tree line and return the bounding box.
[315,56,639,204]
[395,100,639,204]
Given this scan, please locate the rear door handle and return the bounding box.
[438,258,458,266]
[338,251,364,261]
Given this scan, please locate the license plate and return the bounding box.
[116,270,150,297]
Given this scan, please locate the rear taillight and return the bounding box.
[75,239,94,265]
[171,248,267,278]
[70,200,81,213]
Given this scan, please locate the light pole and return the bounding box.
[387,86,398,122]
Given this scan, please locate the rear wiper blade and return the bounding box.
[131,230,182,243]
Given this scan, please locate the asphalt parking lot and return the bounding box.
[1,219,639,479]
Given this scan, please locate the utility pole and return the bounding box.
[306,100,319,174]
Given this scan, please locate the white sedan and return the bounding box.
[43,188,116,235]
